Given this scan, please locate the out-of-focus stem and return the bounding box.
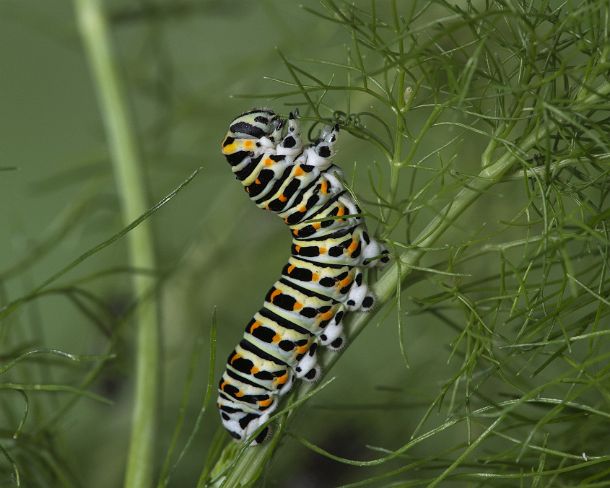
[74,1,160,487]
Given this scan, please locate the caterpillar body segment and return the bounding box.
[218,109,389,444]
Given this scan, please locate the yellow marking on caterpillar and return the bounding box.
[287,264,296,274]
[251,366,260,374]
[312,272,320,281]
[221,142,236,154]
[312,222,321,230]
[337,206,345,217]
[235,391,245,398]
[295,245,301,252]
[220,381,228,390]
[272,334,281,343]
[319,247,327,254]
[230,354,241,365]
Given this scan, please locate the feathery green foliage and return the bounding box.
[205,1,610,486]
[0,0,608,487]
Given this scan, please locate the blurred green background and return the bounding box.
[1,1,609,487]
[1,2,424,486]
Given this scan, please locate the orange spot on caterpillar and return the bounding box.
[293,301,303,311]
[264,158,273,166]
[230,354,241,365]
[298,205,306,212]
[270,289,282,302]
[294,245,301,253]
[294,166,304,176]
[251,366,260,374]
[319,247,327,254]
[275,373,288,385]
[272,334,281,343]
[243,140,254,149]
[312,272,320,281]
[249,321,262,333]
[312,222,321,230]
[258,398,273,407]
[319,310,334,321]
[320,180,328,194]
[220,381,228,390]
[287,265,296,274]
[255,178,261,185]
[278,194,287,202]
[337,206,345,217]
[296,344,309,354]
[347,240,358,254]
[235,391,245,398]
[338,277,352,288]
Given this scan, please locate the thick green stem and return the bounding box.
[208,80,610,488]
[74,1,160,487]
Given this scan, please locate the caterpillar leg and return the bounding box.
[338,194,362,221]
[346,271,375,311]
[218,411,245,441]
[305,124,339,168]
[361,231,390,267]
[251,425,271,445]
[219,402,271,445]
[243,413,273,445]
[324,164,345,194]
[295,343,320,381]
[277,372,294,396]
[277,111,303,157]
[269,118,285,146]
[319,310,345,350]
[254,116,284,151]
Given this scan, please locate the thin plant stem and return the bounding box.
[74,1,160,487]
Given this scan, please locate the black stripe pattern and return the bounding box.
[218,108,389,443]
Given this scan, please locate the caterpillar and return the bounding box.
[217,108,388,444]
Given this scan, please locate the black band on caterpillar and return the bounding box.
[218,109,389,444]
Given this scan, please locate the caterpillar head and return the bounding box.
[229,108,283,142]
[221,109,284,166]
